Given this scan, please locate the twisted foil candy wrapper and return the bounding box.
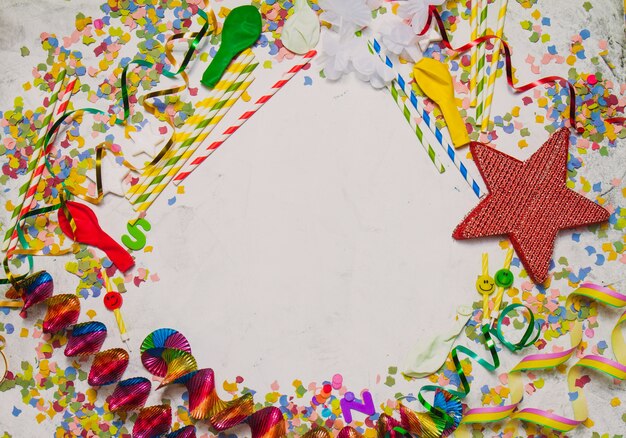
[141,329,286,437]
[337,427,363,438]
[164,425,197,438]
[133,405,172,438]
[376,389,462,438]
[140,327,193,377]
[107,377,151,412]
[88,348,129,386]
[43,294,80,333]
[302,428,332,438]
[65,321,107,356]
[5,270,54,316]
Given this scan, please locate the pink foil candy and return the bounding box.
[107,377,151,412]
[338,427,364,438]
[65,321,107,356]
[5,270,54,316]
[246,406,287,438]
[302,428,332,438]
[133,405,172,438]
[164,425,196,438]
[88,348,129,386]
[43,294,80,333]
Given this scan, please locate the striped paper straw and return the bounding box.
[3,73,76,252]
[129,59,258,211]
[469,0,479,107]
[389,81,446,173]
[126,51,256,205]
[480,0,509,132]
[474,0,489,125]
[173,50,317,185]
[133,71,256,211]
[371,39,485,198]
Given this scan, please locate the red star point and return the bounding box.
[453,128,609,284]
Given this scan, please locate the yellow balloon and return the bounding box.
[413,58,470,148]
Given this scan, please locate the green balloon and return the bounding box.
[201,5,262,88]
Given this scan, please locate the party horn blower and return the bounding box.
[107,377,152,412]
[88,348,129,386]
[481,0,509,132]
[133,405,172,438]
[174,50,318,185]
[64,321,107,356]
[3,72,75,252]
[43,294,80,333]
[413,58,470,148]
[370,39,485,198]
[5,270,54,316]
[201,5,261,88]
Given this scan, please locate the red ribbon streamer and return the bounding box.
[419,6,626,134]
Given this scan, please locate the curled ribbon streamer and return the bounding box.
[373,304,539,438]
[418,6,583,133]
[452,283,626,435]
[2,5,218,286]
[118,8,217,125]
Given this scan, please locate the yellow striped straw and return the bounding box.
[480,0,509,132]
[469,0,479,107]
[127,51,254,202]
[133,71,256,212]
[474,0,489,125]
[491,247,514,322]
[126,50,256,206]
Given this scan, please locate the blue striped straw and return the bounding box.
[370,38,485,199]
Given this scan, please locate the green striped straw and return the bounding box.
[475,0,489,125]
[2,70,67,251]
[389,80,446,174]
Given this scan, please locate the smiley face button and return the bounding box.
[104,291,123,311]
[494,268,514,288]
[475,275,496,295]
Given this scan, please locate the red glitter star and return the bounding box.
[453,128,609,284]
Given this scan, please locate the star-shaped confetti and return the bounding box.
[453,128,610,284]
[86,152,130,197]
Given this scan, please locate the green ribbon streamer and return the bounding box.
[416,304,540,429]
